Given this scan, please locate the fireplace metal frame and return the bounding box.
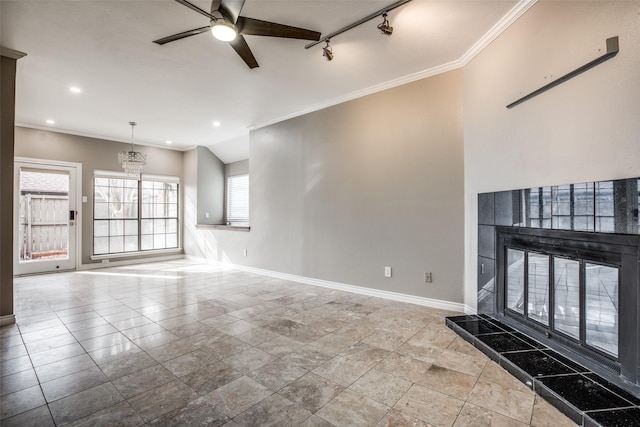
[495,226,640,389]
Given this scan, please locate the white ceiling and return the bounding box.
[1,0,530,163]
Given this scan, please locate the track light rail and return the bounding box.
[304,0,412,49]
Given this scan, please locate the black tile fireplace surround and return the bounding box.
[473,177,640,426]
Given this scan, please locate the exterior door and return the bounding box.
[14,160,79,275]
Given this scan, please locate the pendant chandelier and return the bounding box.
[118,121,146,177]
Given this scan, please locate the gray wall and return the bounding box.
[188,70,465,304]
[225,159,249,178]
[463,1,640,310]
[14,127,184,265]
[196,146,225,225]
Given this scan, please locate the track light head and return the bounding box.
[322,39,333,61]
[377,12,393,36]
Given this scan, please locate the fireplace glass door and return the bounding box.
[502,235,622,363]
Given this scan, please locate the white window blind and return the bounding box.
[227,174,249,225]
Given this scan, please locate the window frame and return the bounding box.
[225,173,249,227]
[92,171,180,258]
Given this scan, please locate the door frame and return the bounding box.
[14,157,83,275]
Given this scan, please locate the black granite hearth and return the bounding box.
[446,315,640,427]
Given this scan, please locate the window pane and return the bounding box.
[154,219,166,234]
[166,233,178,248]
[110,220,124,236]
[109,236,123,253]
[94,186,109,203]
[573,183,594,231]
[227,174,249,224]
[595,181,615,233]
[554,257,580,339]
[154,203,166,218]
[167,219,177,233]
[142,202,152,218]
[123,202,137,218]
[585,263,618,357]
[124,236,138,252]
[506,249,525,314]
[141,235,153,250]
[527,252,549,325]
[141,219,153,235]
[552,185,571,230]
[124,220,138,236]
[94,237,109,255]
[94,220,109,237]
[153,234,166,250]
[94,203,108,218]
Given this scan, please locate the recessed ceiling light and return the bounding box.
[166,140,172,145]
[213,121,221,127]
[69,86,82,94]
[46,119,55,125]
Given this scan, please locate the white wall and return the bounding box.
[463,1,640,309]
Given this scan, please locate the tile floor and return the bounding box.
[1,260,578,426]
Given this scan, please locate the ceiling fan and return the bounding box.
[153,0,322,69]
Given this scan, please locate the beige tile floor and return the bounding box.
[1,260,578,426]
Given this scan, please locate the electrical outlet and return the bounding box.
[205,212,210,219]
[102,259,110,264]
[424,272,432,283]
[243,249,247,257]
[384,266,392,278]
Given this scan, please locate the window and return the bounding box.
[226,174,249,226]
[93,172,179,255]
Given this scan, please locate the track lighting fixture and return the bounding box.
[322,39,333,61]
[305,0,411,50]
[377,13,393,36]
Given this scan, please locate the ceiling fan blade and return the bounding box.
[229,35,259,69]
[210,0,221,13]
[153,26,210,45]
[174,0,216,20]
[219,0,246,24]
[237,17,321,41]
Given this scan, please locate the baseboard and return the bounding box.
[232,264,467,313]
[0,314,16,326]
[463,305,477,315]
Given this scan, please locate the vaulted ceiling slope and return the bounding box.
[1,0,531,163]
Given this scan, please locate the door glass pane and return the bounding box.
[585,263,619,357]
[554,257,580,339]
[18,170,70,263]
[527,252,549,325]
[506,249,525,314]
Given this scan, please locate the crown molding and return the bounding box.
[250,0,538,133]
[1,47,27,60]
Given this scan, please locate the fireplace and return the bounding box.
[477,178,640,396]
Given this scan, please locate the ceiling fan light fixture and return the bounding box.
[377,12,393,36]
[322,39,333,61]
[211,21,238,42]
